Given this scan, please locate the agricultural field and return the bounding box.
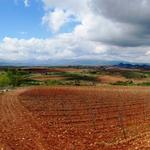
[0,86,150,149]
[1,66,150,149]
[1,66,150,87]
[2,0,150,149]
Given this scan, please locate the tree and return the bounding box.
[0,72,11,87]
[6,69,27,87]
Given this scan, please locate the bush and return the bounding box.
[0,72,11,87]
[137,82,150,86]
[63,72,97,81]
[0,69,31,87]
[45,80,64,86]
[122,71,147,79]
[112,80,134,86]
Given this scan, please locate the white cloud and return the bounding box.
[39,0,150,64]
[42,0,88,14]
[5,0,150,64]
[146,51,150,55]
[1,35,150,64]
[42,0,150,47]
[24,0,30,7]
[42,9,73,32]
[0,34,109,62]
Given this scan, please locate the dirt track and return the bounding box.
[1,87,150,150]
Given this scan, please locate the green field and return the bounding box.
[0,67,150,88]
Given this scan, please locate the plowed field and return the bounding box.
[1,86,150,149]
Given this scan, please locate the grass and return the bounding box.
[0,70,40,87]
[0,72,11,87]
[112,80,135,86]
[112,80,150,86]
[137,82,150,86]
[1,68,150,87]
[0,70,98,87]
[44,79,96,86]
[121,71,148,79]
[142,72,150,77]
[47,72,97,80]
[44,72,97,86]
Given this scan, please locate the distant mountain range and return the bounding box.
[0,59,128,66]
[0,59,150,69]
[115,63,150,70]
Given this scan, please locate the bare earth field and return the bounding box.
[32,75,68,81]
[97,75,127,84]
[97,75,150,84]
[1,86,150,149]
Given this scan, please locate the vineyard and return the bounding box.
[1,86,150,149]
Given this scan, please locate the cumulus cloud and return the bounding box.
[24,0,30,7]
[42,9,74,32]
[40,0,150,64]
[89,0,150,47]
[0,36,74,61]
[1,35,150,64]
[42,0,150,48]
[146,51,150,56]
[92,0,150,25]
[0,35,107,62]
[3,0,150,64]
[42,0,88,14]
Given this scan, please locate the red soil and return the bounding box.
[22,68,83,74]
[1,86,150,149]
[97,75,127,83]
[97,75,150,84]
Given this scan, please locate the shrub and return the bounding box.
[0,72,11,87]
[112,80,134,86]
[122,71,147,79]
[137,82,150,86]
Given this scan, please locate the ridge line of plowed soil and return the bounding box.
[0,89,49,150]
[1,86,150,150]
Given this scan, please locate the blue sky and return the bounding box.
[0,0,79,40]
[0,0,51,39]
[0,0,150,65]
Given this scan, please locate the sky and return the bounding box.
[0,0,150,65]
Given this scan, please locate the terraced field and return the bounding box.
[1,86,150,149]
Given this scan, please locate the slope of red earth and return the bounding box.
[22,68,84,74]
[1,86,150,149]
[97,75,127,84]
[32,75,68,81]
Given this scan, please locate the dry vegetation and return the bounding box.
[32,75,68,81]
[97,75,127,84]
[23,68,84,74]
